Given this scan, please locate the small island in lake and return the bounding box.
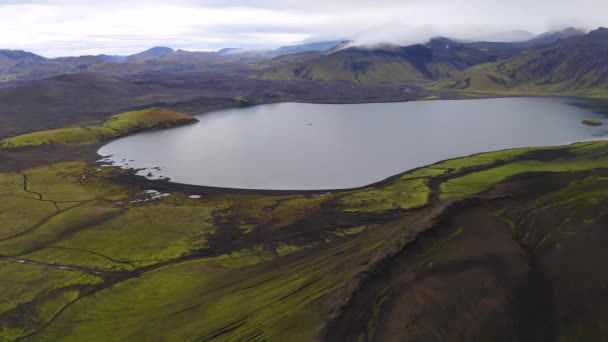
[582,119,603,126]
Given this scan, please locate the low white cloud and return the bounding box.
[0,0,605,57]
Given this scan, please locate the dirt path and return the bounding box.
[0,256,132,277]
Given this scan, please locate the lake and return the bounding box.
[98,97,608,190]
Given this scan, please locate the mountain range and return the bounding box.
[1,27,607,98]
[431,27,608,97]
[255,27,586,84]
[0,40,346,84]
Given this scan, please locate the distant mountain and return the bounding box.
[425,37,519,62]
[97,54,127,62]
[217,41,344,57]
[256,32,566,84]
[0,49,45,62]
[253,27,594,85]
[269,40,343,57]
[257,51,324,71]
[128,46,175,60]
[255,41,500,83]
[471,29,536,43]
[0,54,114,84]
[425,27,587,64]
[431,27,608,96]
[324,40,353,54]
[0,46,263,84]
[0,26,603,97]
[217,48,242,55]
[525,27,586,48]
[0,49,46,71]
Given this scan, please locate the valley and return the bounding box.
[1,16,608,341]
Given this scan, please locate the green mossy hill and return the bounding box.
[582,119,603,126]
[438,142,608,199]
[253,29,604,88]
[430,28,608,98]
[253,43,485,84]
[2,141,608,340]
[0,108,197,148]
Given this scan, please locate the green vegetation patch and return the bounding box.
[1,161,128,244]
[3,140,608,340]
[0,200,122,256]
[0,196,57,240]
[204,247,277,268]
[25,203,222,270]
[233,96,250,106]
[582,119,603,126]
[499,176,608,247]
[0,261,100,342]
[440,159,608,199]
[428,51,608,99]
[267,196,329,229]
[31,224,396,342]
[1,108,197,148]
[339,178,430,212]
[0,288,81,341]
[0,260,101,314]
[417,95,441,101]
[0,172,58,240]
[431,146,556,173]
[24,161,126,202]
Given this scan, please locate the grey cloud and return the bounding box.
[0,0,606,56]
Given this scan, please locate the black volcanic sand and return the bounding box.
[0,72,430,139]
[326,169,608,341]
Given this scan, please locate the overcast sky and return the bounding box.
[0,0,605,57]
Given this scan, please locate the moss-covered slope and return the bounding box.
[0,108,197,148]
[1,141,608,341]
[430,28,608,98]
[254,43,492,84]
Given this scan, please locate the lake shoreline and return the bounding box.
[99,97,608,190]
[103,139,607,196]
